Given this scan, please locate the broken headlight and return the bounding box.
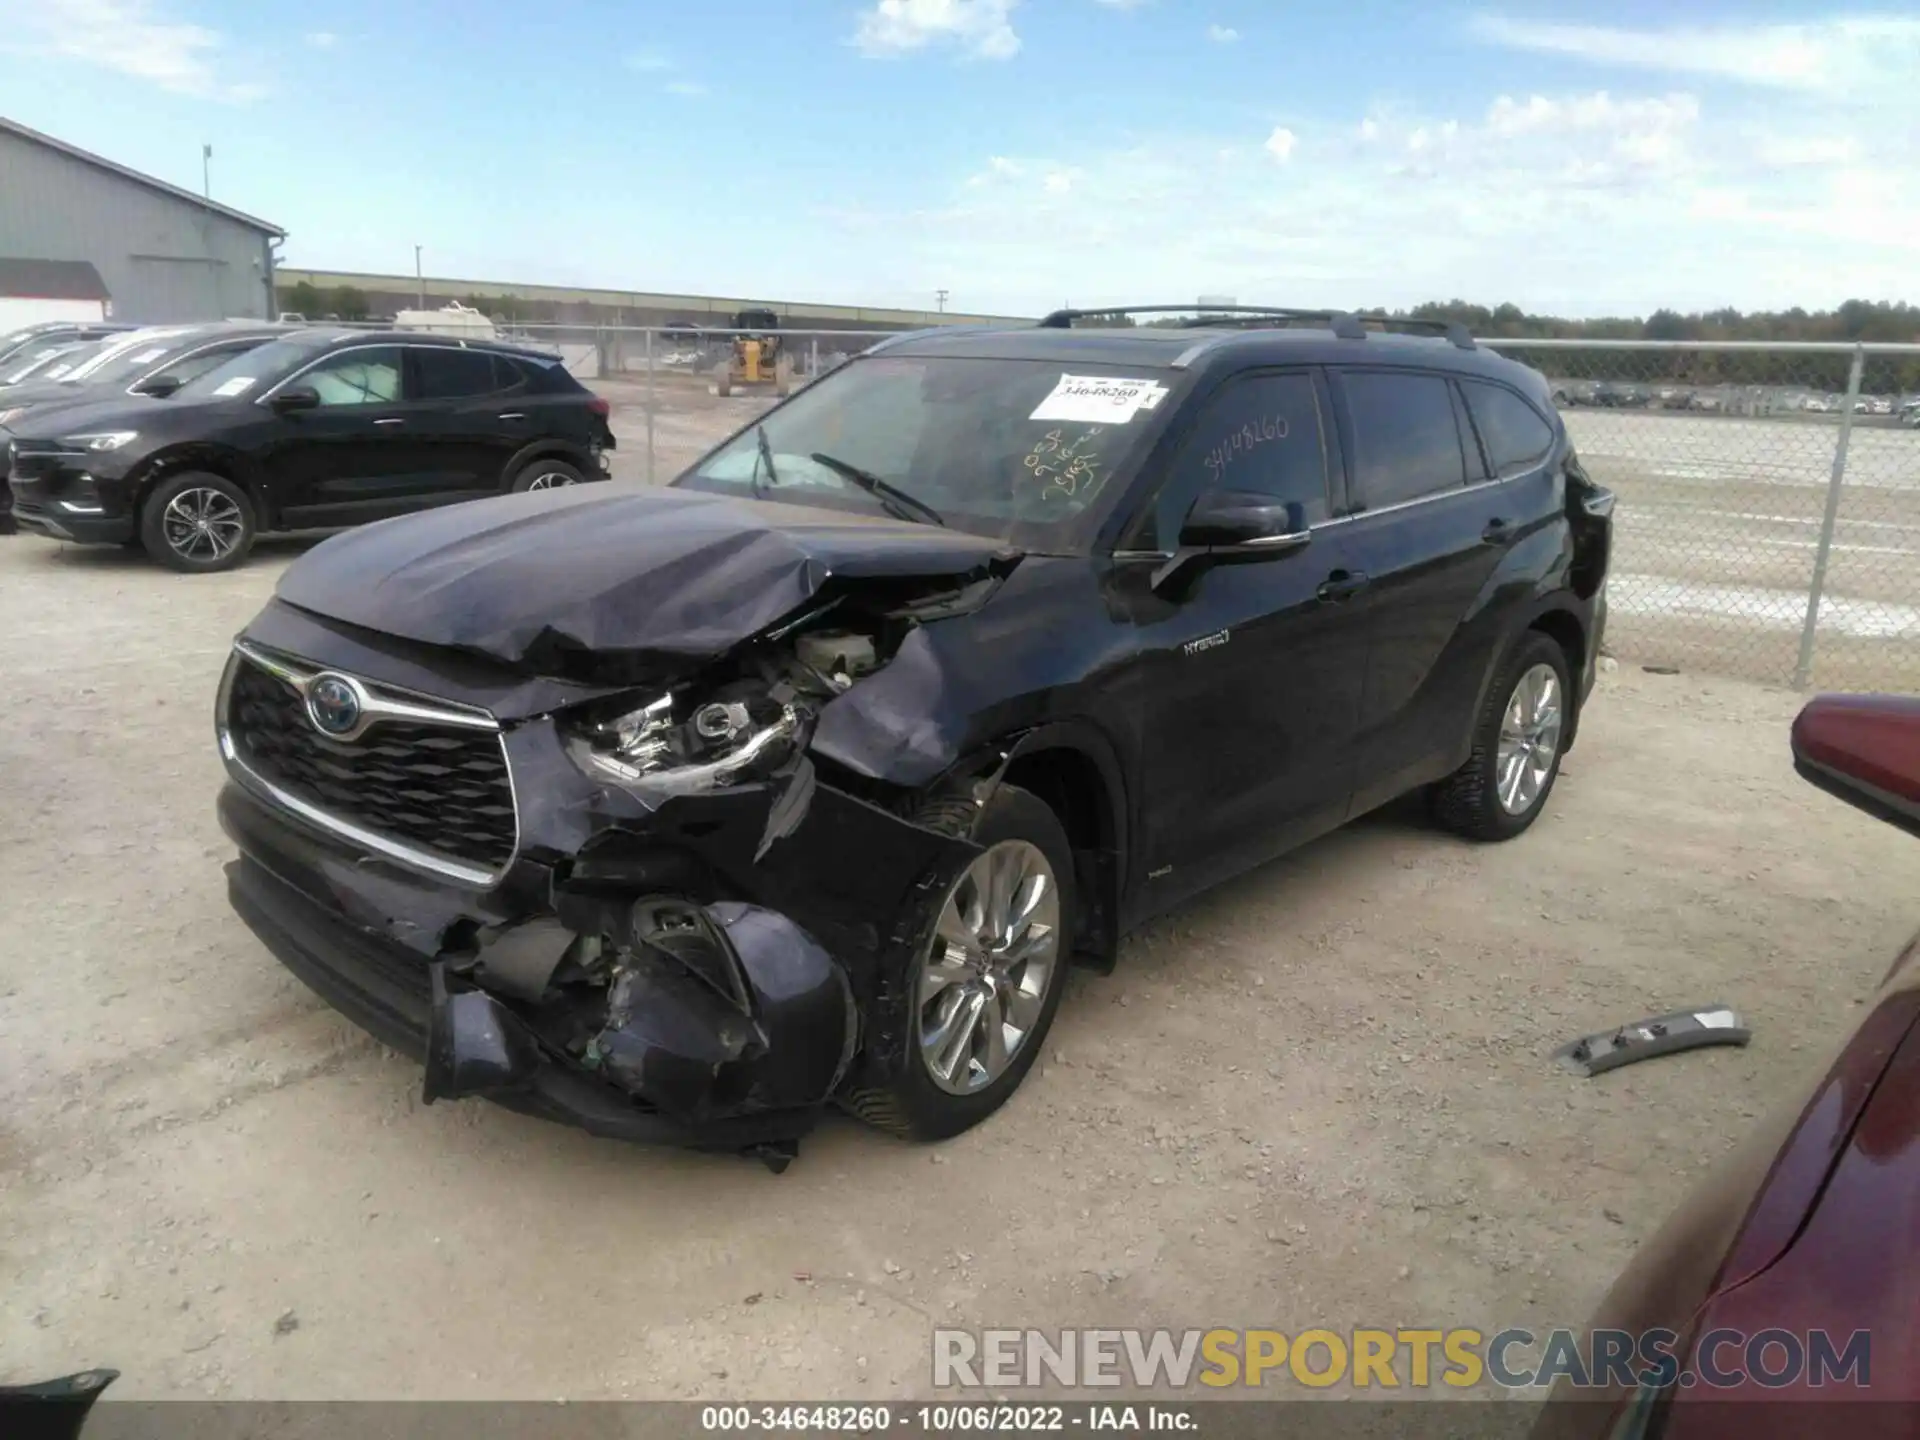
[573,689,802,790]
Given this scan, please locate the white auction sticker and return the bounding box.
[1029,373,1169,424]
[212,376,256,397]
[127,347,169,364]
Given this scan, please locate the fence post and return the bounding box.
[644,328,657,486]
[1792,344,1865,689]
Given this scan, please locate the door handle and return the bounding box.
[1316,569,1370,603]
[1482,517,1515,545]
[372,418,406,427]
[497,412,527,421]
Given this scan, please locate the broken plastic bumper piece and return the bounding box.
[1553,1005,1750,1077]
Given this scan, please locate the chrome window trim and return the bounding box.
[254,340,516,405]
[217,643,519,890]
[1104,473,1511,559]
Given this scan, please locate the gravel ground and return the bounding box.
[3,444,1918,1401]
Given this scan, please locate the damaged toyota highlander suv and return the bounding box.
[216,305,1612,1167]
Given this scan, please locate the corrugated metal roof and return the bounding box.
[0,256,111,300]
[0,116,285,238]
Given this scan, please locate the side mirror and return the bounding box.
[1152,490,1310,594]
[1178,490,1310,550]
[132,374,182,398]
[271,385,320,414]
[1791,693,1920,839]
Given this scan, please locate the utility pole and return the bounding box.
[936,289,949,313]
[202,143,212,198]
[414,245,424,309]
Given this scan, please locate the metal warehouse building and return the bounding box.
[0,117,283,323]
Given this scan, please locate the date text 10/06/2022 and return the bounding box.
[700,1405,1197,1432]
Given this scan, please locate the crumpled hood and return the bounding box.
[275,484,1022,673]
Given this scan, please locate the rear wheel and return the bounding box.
[841,784,1074,1140]
[509,458,586,493]
[1430,632,1571,841]
[139,472,255,573]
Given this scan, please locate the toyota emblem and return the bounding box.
[306,674,364,738]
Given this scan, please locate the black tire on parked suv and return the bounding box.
[139,471,257,574]
[840,783,1075,1141]
[1430,630,1574,842]
[509,457,586,493]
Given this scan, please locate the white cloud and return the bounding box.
[1093,0,1150,8]
[304,30,337,49]
[1470,12,1920,93]
[665,80,708,96]
[625,49,671,71]
[1206,23,1238,43]
[854,0,1020,60]
[854,84,1920,317]
[10,0,264,100]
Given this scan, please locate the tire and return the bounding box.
[1430,631,1572,842]
[139,471,256,573]
[840,783,1076,1141]
[509,458,586,493]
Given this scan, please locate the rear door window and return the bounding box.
[1462,380,1555,474]
[1338,370,1466,508]
[412,347,500,400]
[1141,372,1327,550]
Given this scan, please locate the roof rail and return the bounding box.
[1036,304,1476,349]
[1037,304,1341,328]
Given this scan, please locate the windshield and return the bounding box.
[1,342,88,385]
[675,355,1173,545]
[173,334,329,401]
[61,329,194,386]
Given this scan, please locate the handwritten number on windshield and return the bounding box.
[1023,428,1103,498]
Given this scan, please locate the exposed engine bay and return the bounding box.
[220,539,1031,1172]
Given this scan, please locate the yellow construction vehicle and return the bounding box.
[710,307,794,397]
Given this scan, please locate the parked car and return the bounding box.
[0,320,132,371]
[1532,691,1920,1438]
[0,323,295,537]
[0,322,289,424]
[0,338,96,388]
[210,305,1613,1165]
[6,328,614,571]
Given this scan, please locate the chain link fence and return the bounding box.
[1484,340,1920,690]
[376,319,1920,692]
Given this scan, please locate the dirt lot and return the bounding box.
[4,454,1920,1401]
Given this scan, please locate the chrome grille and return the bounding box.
[221,648,516,883]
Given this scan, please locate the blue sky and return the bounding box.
[1,0,1916,317]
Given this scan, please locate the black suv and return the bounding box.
[214,306,1611,1167]
[0,320,133,373]
[7,328,614,571]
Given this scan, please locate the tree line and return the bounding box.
[1076,300,1920,393]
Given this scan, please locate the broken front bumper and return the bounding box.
[217,716,973,1153]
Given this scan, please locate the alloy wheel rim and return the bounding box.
[161,487,244,562]
[916,839,1060,1095]
[1495,662,1563,814]
[524,471,575,490]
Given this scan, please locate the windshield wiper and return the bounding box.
[751,424,780,498]
[808,452,945,527]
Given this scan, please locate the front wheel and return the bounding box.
[840,784,1075,1140]
[1430,632,1572,841]
[509,458,586,493]
[139,472,256,573]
